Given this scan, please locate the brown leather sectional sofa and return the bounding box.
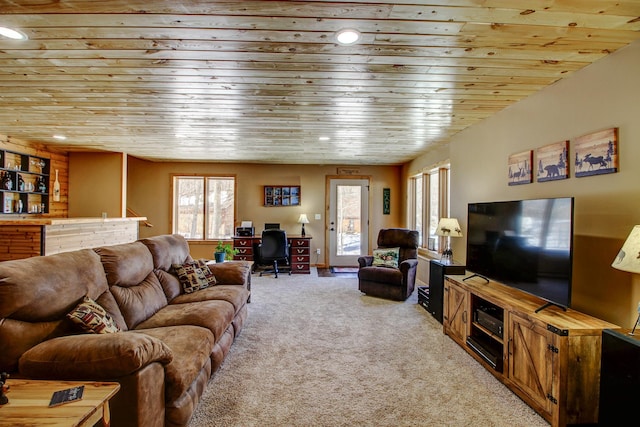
[0,234,251,427]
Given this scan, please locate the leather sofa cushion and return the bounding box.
[19,331,173,379]
[0,249,109,322]
[358,265,403,286]
[140,234,192,272]
[95,234,170,330]
[136,300,235,343]
[170,285,249,314]
[156,261,251,304]
[140,326,215,403]
[155,269,182,301]
[110,271,168,330]
[95,241,155,287]
[95,288,128,331]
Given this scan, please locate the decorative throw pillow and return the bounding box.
[195,259,217,287]
[172,260,216,293]
[66,296,121,334]
[372,247,400,268]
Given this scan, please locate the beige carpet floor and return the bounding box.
[188,268,549,427]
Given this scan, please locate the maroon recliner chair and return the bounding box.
[357,228,419,301]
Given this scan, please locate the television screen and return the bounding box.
[466,197,574,308]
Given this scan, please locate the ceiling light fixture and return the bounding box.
[0,26,28,40]
[318,136,330,141]
[336,29,361,45]
[52,135,67,140]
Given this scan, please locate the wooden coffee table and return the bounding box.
[0,379,120,427]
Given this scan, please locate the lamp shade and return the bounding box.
[612,225,640,274]
[436,218,462,237]
[297,214,309,224]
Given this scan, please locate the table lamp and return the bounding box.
[611,225,640,335]
[297,214,309,236]
[436,218,463,262]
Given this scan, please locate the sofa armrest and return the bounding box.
[399,258,418,273]
[358,256,373,268]
[19,331,173,380]
[208,261,251,287]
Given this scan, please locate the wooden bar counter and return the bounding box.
[0,217,146,261]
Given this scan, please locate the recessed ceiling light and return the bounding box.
[52,135,67,140]
[336,29,361,45]
[319,136,330,141]
[0,26,28,40]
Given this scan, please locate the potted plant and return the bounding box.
[214,241,238,263]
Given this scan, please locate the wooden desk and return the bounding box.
[0,380,120,427]
[233,235,312,274]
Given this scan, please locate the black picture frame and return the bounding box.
[264,185,301,207]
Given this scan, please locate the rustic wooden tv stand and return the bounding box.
[443,273,618,427]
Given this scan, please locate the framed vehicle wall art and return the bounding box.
[264,185,301,206]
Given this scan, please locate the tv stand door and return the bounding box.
[443,279,468,345]
[507,312,555,420]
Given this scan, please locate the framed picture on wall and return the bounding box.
[508,150,533,186]
[264,185,301,207]
[574,128,618,177]
[537,140,569,182]
[383,188,390,214]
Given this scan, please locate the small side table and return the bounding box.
[0,379,120,427]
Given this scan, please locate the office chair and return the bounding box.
[258,229,291,278]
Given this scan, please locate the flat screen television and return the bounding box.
[466,197,574,309]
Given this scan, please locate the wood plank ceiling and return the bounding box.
[0,1,639,165]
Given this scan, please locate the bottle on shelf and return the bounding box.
[37,175,47,193]
[53,169,60,202]
[2,171,12,191]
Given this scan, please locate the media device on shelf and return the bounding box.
[465,197,574,312]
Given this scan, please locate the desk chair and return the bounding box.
[258,229,291,278]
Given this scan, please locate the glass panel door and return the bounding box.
[329,179,369,266]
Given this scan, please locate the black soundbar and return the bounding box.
[466,336,503,372]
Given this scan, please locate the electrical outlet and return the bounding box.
[316,248,321,254]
